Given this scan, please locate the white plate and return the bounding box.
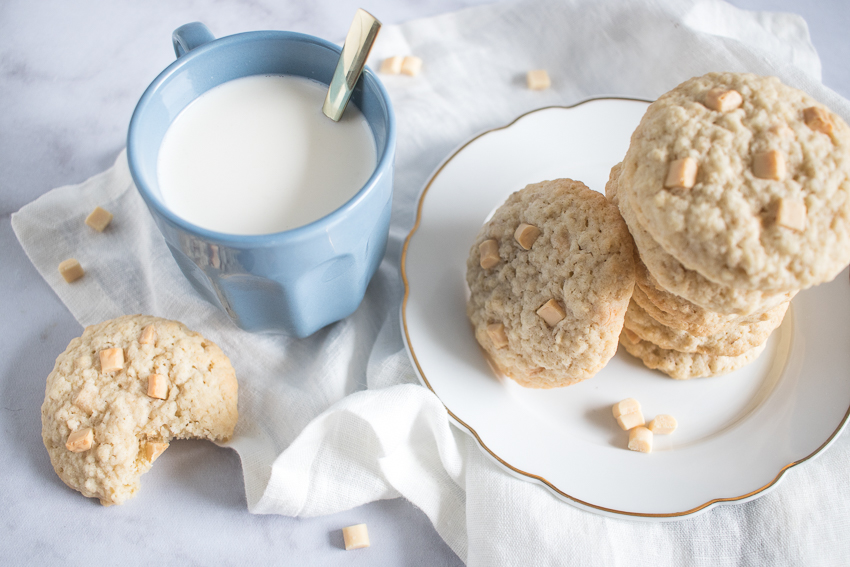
[400,98,850,520]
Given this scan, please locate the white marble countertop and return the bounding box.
[2,0,847,564]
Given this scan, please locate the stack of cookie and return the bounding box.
[607,72,850,379]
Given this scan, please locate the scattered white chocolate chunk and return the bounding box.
[753,150,786,181]
[803,106,834,135]
[616,411,645,431]
[400,56,422,77]
[66,428,94,453]
[99,348,124,374]
[479,239,501,269]
[612,398,641,418]
[704,88,742,112]
[664,157,698,189]
[526,69,551,90]
[58,258,85,283]
[514,223,541,250]
[486,323,509,349]
[536,299,566,327]
[139,325,156,345]
[380,56,404,75]
[145,441,169,463]
[628,426,653,453]
[776,198,807,232]
[85,206,113,232]
[147,374,168,400]
[342,524,370,550]
[647,414,677,435]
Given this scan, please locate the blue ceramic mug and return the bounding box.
[127,22,396,337]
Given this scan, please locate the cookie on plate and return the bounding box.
[620,72,850,291]
[41,314,239,506]
[466,178,635,388]
[619,328,767,380]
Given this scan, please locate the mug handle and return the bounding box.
[172,22,216,58]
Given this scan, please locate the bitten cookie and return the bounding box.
[41,314,239,506]
[466,179,635,388]
[619,328,766,380]
[620,72,850,291]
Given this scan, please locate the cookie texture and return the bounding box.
[620,72,850,291]
[466,179,635,388]
[41,314,239,506]
[619,328,766,380]
[623,298,788,356]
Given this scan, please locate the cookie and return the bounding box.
[623,298,788,356]
[41,314,239,506]
[620,72,850,291]
[610,164,787,315]
[466,178,635,388]
[619,328,766,380]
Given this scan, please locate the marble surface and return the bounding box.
[1,0,847,564]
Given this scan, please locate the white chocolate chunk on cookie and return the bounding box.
[514,223,541,250]
[664,157,697,189]
[380,56,403,75]
[145,441,168,463]
[526,69,551,90]
[139,325,156,345]
[58,258,84,283]
[647,414,677,434]
[73,384,97,415]
[99,348,124,373]
[753,150,786,180]
[479,239,500,269]
[803,106,834,136]
[776,198,807,231]
[147,374,168,400]
[628,426,653,453]
[66,428,93,453]
[536,299,566,327]
[85,206,113,232]
[486,323,509,348]
[704,87,742,112]
[400,56,422,76]
[342,524,370,550]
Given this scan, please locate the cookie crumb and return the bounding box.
[342,524,370,550]
[58,258,85,283]
[66,428,94,452]
[526,69,551,90]
[85,206,113,232]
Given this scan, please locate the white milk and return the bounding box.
[157,74,377,235]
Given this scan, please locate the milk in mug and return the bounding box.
[157,74,377,235]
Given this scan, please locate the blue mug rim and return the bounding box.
[127,29,396,247]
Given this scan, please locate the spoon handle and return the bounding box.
[322,9,382,122]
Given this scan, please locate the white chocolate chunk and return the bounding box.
[58,258,85,283]
[803,106,834,135]
[342,524,370,550]
[85,206,113,232]
[73,384,98,415]
[612,398,641,418]
[647,414,678,435]
[753,150,786,180]
[147,374,168,400]
[66,428,94,453]
[486,323,509,349]
[145,441,169,463]
[770,122,794,139]
[616,411,645,431]
[776,198,806,232]
[526,69,551,90]
[99,348,124,373]
[479,239,500,269]
[664,157,698,189]
[380,56,404,75]
[536,299,566,327]
[514,223,541,250]
[704,88,742,112]
[628,426,652,453]
[139,325,156,345]
[400,56,422,77]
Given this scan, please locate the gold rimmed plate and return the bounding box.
[400,98,850,520]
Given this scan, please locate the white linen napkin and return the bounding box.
[13,0,850,564]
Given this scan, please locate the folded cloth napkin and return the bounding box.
[14,0,850,564]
